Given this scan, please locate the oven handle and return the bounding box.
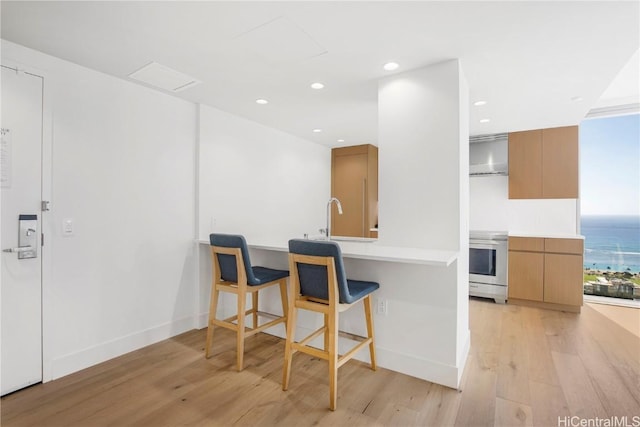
[470,239,506,246]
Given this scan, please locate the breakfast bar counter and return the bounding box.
[198,238,458,267]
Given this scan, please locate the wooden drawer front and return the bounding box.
[508,251,544,301]
[544,253,584,306]
[544,238,583,255]
[509,237,544,252]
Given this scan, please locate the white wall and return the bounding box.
[2,40,197,380]
[198,104,330,242]
[470,175,579,235]
[377,60,470,388]
[197,104,330,321]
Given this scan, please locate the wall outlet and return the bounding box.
[376,298,388,316]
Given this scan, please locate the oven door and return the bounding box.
[469,239,507,286]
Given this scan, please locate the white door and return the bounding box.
[1,65,44,395]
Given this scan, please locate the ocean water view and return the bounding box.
[581,215,640,273]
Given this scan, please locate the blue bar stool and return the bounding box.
[206,234,289,371]
[283,239,379,410]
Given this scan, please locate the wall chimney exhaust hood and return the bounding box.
[469,133,508,176]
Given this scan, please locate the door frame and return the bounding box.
[1,58,53,384]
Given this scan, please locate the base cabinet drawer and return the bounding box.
[508,251,544,301]
[508,236,584,310]
[544,253,584,306]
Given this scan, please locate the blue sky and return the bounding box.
[580,113,640,216]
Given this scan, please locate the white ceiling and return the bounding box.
[2,1,638,147]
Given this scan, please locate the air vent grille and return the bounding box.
[128,62,201,93]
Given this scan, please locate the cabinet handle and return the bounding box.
[362,178,366,237]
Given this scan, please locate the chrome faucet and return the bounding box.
[326,197,343,240]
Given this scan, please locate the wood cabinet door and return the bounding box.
[332,152,368,237]
[544,238,583,255]
[508,251,544,301]
[508,130,542,199]
[542,126,579,198]
[544,253,583,306]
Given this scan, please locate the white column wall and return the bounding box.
[376,60,470,388]
[2,40,197,381]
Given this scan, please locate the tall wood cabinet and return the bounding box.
[331,144,378,238]
[508,236,584,312]
[509,126,579,199]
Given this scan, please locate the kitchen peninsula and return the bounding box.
[198,237,463,387]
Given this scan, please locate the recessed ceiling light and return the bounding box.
[256,99,269,105]
[311,82,325,90]
[383,62,399,71]
[473,100,487,106]
[313,129,322,133]
[479,119,491,123]
[337,139,345,143]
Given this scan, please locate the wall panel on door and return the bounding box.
[1,65,44,395]
[331,144,378,238]
[332,152,368,237]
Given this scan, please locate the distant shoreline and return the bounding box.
[584,268,640,277]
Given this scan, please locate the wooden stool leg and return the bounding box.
[364,295,377,370]
[236,289,247,371]
[205,285,220,359]
[328,310,339,411]
[252,291,259,330]
[282,301,297,391]
[323,314,329,351]
[279,279,288,326]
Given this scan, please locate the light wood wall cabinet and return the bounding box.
[508,126,579,199]
[508,236,584,312]
[331,144,378,238]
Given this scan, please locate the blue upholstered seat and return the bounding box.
[210,234,288,285]
[288,239,379,304]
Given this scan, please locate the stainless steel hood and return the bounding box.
[469,133,508,176]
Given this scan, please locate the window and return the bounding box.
[580,113,640,301]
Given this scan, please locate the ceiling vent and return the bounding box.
[128,62,201,92]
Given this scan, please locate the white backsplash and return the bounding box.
[470,175,579,235]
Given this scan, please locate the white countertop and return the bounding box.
[198,238,458,267]
[508,232,585,240]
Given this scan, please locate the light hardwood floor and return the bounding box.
[2,299,639,426]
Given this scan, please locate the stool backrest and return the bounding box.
[210,234,258,285]
[288,239,350,304]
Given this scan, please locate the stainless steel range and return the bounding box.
[469,230,508,304]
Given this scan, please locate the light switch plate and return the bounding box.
[62,218,74,236]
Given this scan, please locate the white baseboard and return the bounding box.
[196,312,209,329]
[456,329,471,388]
[49,316,196,381]
[373,346,461,389]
